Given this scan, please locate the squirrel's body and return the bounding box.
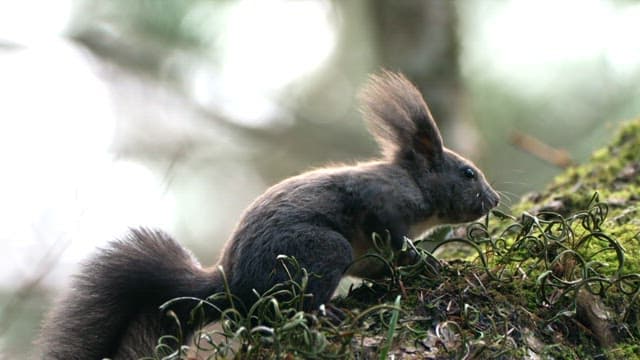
[226,161,433,290]
[39,72,499,359]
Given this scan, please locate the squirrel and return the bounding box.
[38,71,499,359]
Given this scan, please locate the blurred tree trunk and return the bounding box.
[369,1,459,124]
[301,0,478,155]
[369,0,477,153]
[367,0,477,154]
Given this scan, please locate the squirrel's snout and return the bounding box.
[484,188,500,209]
[491,192,500,208]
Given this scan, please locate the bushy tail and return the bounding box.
[39,228,224,360]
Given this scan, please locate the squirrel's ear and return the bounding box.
[412,99,443,161]
[360,71,444,162]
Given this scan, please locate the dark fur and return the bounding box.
[39,72,499,359]
[39,229,223,359]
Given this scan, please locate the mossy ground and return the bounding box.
[513,120,640,276]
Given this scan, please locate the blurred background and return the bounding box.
[1,0,640,356]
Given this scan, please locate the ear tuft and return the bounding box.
[359,71,444,161]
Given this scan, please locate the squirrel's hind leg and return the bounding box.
[270,227,353,312]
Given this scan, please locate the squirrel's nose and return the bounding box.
[492,192,500,207]
[486,189,500,208]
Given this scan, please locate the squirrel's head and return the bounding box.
[360,71,499,223]
[421,148,500,223]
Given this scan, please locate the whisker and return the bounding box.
[496,190,514,201]
[497,181,532,186]
[499,190,519,197]
[496,190,514,206]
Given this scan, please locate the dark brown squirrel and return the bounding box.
[38,71,499,359]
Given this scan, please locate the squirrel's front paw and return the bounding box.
[319,303,347,325]
[397,248,421,266]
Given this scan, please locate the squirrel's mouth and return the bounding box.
[453,192,500,223]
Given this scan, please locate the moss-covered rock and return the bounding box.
[511,119,640,276]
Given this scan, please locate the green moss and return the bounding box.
[505,119,640,275]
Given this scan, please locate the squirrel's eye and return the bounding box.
[462,167,476,179]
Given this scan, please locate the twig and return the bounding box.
[510,130,574,168]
